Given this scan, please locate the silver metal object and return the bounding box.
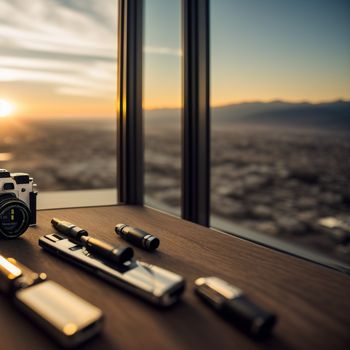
[0,255,103,348]
[40,234,185,307]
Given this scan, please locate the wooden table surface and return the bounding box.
[0,205,349,350]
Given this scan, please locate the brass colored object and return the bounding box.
[0,254,103,347]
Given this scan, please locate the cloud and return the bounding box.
[0,0,180,99]
[0,0,116,55]
[0,0,117,98]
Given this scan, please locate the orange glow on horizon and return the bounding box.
[0,99,15,118]
[5,95,350,120]
[3,80,350,119]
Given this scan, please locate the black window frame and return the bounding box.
[116,0,350,275]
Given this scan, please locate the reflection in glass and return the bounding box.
[143,0,182,215]
[210,0,350,264]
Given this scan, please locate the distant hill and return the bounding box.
[213,100,350,129]
[146,100,350,130]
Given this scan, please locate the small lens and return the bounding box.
[0,198,30,239]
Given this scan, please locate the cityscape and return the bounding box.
[1,100,349,264]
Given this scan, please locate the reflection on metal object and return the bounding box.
[63,323,78,336]
[0,256,22,293]
[0,255,103,347]
[195,277,242,300]
[0,256,22,279]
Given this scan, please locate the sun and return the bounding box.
[0,99,14,118]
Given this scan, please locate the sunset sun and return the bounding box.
[0,99,14,118]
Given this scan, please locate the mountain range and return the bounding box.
[145,100,350,129]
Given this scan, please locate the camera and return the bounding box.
[0,169,37,239]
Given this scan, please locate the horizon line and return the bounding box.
[143,98,350,111]
[10,98,350,120]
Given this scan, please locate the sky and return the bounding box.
[0,0,117,118]
[211,0,350,106]
[0,0,349,118]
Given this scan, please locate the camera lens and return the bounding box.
[0,196,31,239]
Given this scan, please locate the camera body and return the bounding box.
[0,169,37,238]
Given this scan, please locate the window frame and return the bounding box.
[117,0,144,205]
[182,0,211,226]
[117,0,350,274]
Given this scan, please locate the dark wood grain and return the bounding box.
[0,205,349,350]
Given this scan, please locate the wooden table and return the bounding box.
[0,205,349,350]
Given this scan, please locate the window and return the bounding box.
[0,0,118,208]
[143,0,182,215]
[210,0,350,265]
[2,0,348,271]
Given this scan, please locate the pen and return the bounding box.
[51,218,133,264]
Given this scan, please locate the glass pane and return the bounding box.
[0,0,117,207]
[143,0,182,215]
[211,0,350,265]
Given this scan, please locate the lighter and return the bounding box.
[0,255,103,348]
